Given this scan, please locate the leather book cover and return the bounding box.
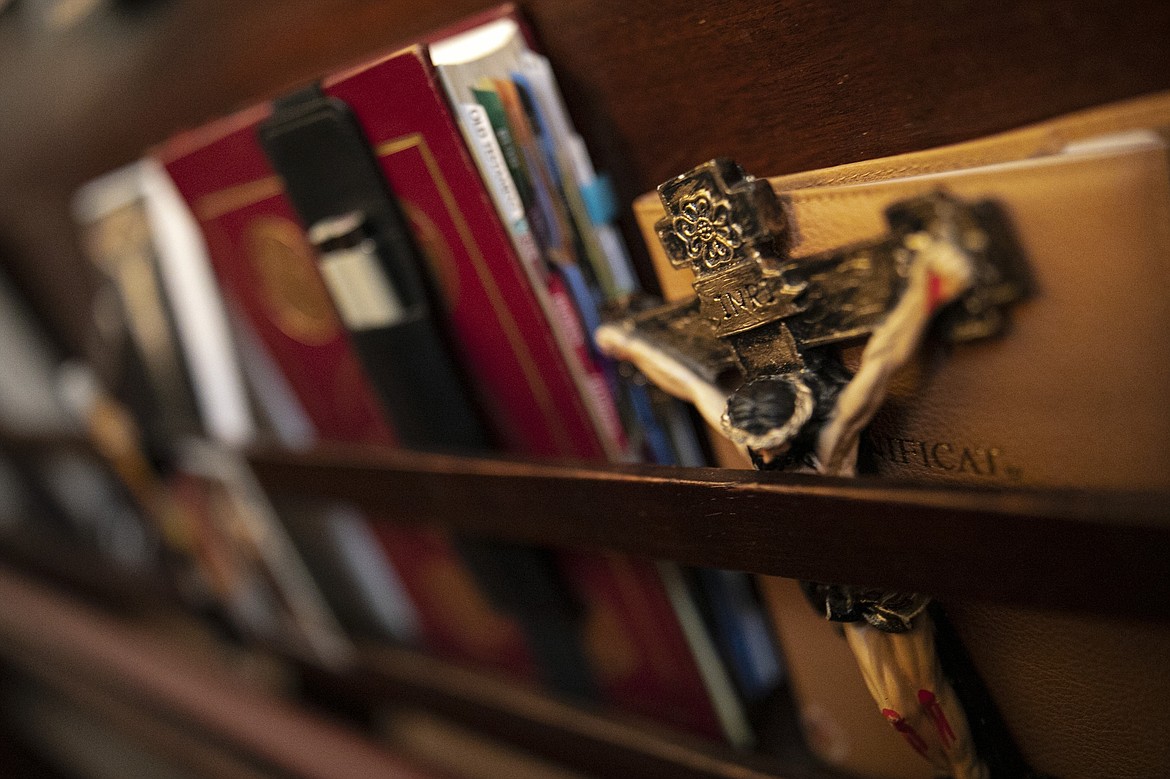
[328,43,726,740]
[631,93,1170,776]
[772,132,1170,495]
[766,113,1170,779]
[160,111,538,683]
[634,92,1170,493]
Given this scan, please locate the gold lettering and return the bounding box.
[726,289,749,314]
[713,283,780,318]
[744,282,774,308]
[714,293,734,319]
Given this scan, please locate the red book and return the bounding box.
[162,25,725,739]
[327,42,724,739]
[160,108,537,683]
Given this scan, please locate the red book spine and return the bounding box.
[565,552,725,739]
[325,49,606,461]
[160,112,537,682]
[329,46,724,739]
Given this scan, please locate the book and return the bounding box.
[432,19,747,738]
[72,160,257,451]
[629,93,1170,777]
[429,12,763,742]
[430,13,764,743]
[632,118,1170,494]
[156,6,757,740]
[160,109,540,684]
[430,16,633,463]
[72,161,364,663]
[256,82,598,698]
[72,162,204,451]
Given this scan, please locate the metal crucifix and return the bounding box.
[597,158,1030,778]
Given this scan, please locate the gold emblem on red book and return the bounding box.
[247,216,341,346]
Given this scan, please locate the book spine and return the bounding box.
[261,84,597,699]
[456,101,630,460]
[328,40,734,740]
[160,118,541,683]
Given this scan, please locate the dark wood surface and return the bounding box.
[250,443,1170,623]
[0,566,440,779]
[0,564,826,779]
[1,1,1168,356]
[8,660,279,779]
[324,646,836,779]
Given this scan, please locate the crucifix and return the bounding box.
[597,159,1030,779]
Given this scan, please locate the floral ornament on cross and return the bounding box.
[673,193,743,269]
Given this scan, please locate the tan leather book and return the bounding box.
[630,92,1170,778]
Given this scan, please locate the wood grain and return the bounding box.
[0,563,831,779]
[0,565,438,779]
[323,645,837,779]
[249,443,1170,622]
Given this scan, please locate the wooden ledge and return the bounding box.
[248,444,1170,622]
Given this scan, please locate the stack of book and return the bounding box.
[32,1,790,760]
